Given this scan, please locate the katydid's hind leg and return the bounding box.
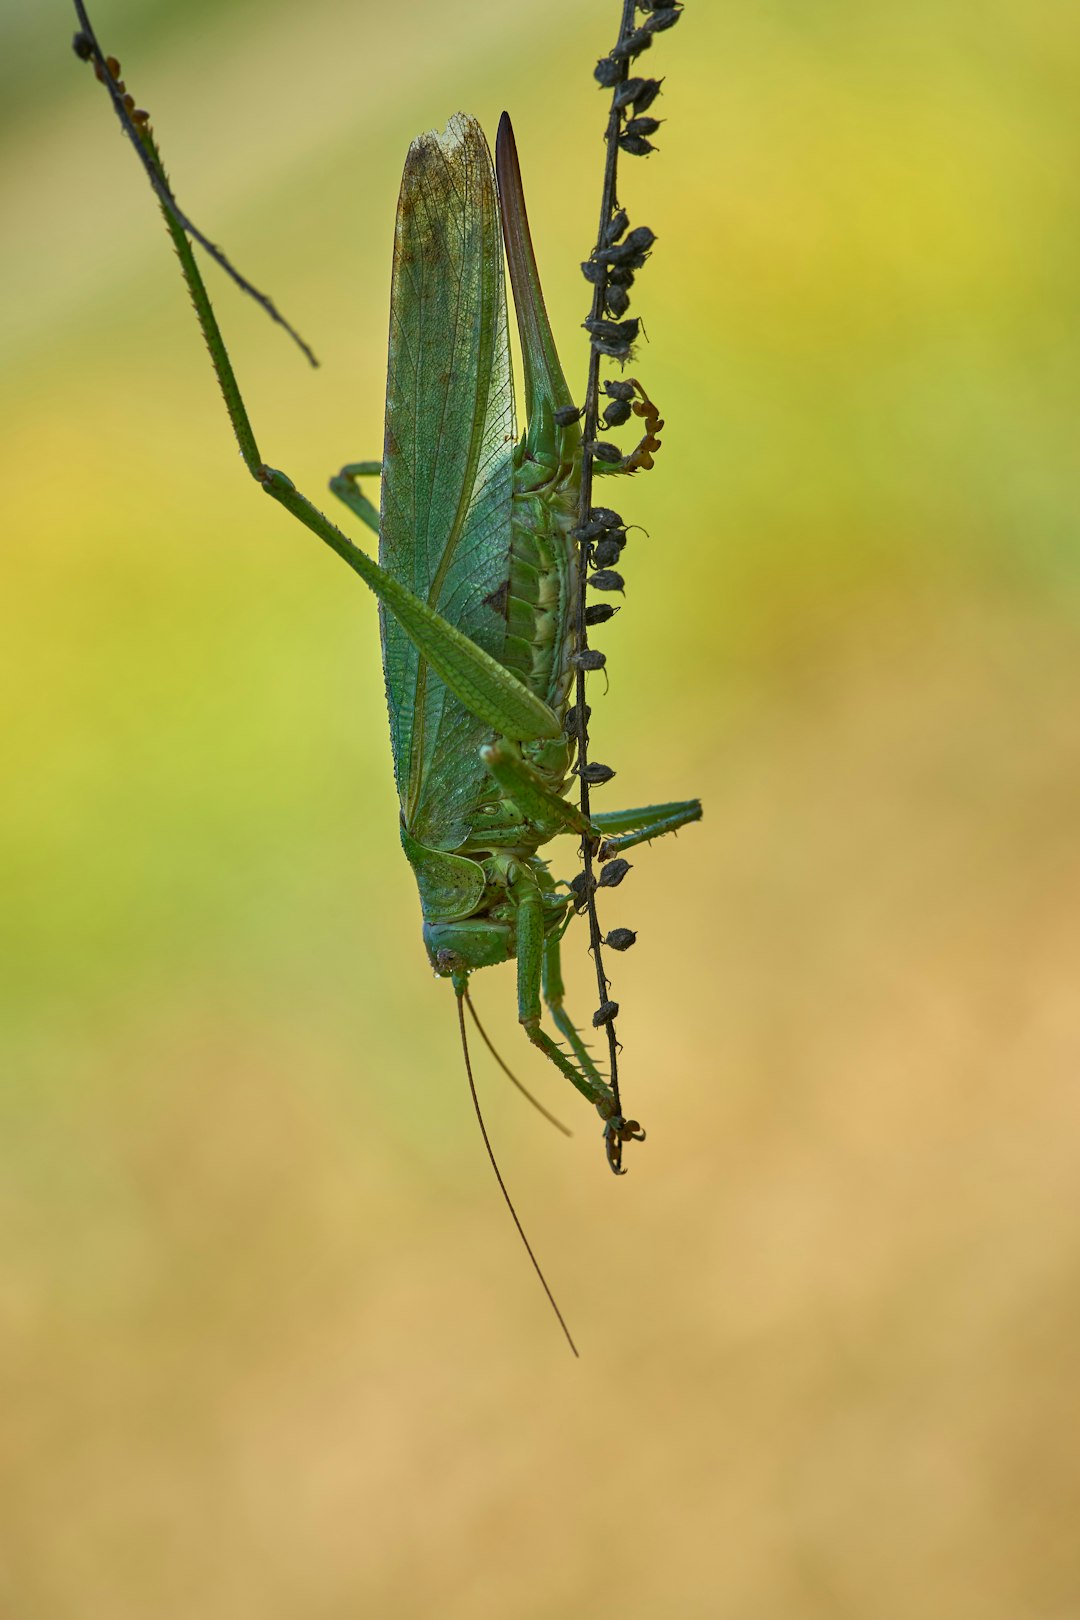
[330,461,381,535]
[513,881,615,1119]
[592,797,702,857]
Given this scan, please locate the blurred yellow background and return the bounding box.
[3,1,1080,1614]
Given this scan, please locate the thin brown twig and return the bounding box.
[573,0,641,1172]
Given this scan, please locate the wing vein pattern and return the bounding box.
[381,113,516,851]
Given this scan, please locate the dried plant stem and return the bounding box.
[573,0,640,1168]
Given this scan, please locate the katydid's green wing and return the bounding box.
[381,113,516,852]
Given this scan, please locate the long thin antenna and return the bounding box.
[464,990,572,1138]
[72,0,318,366]
[455,994,579,1357]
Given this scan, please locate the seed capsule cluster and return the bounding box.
[569,1,683,1166]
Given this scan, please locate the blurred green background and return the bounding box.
[3,1,1080,1614]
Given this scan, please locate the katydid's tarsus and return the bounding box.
[74,0,700,1350]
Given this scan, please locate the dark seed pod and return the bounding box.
[605,285,631,319]
[601,209,629,248]
[589,569,625,592]
[73,31,94,59]
[594,55,623,87]
[630,78,663,114]
[625,225,657,253]
[572,516,612,542]
[644,6,682,33]
[603,380,636,401]
[573,648,607,671]
[613,76,648,111]
[564,702,592,734]
[603,227,656,265]
[592,537,624,568]
[585,602,618,626]
[602,255,645,279]
[584,316,640,344]
[598,858,632,888]
[590,441,624,465]
[624,116,661,138]
[553,403,582,427]
[605,928,638,951]
[603,398,633,427]
[580,260,607,287]
[592,1000,620,1027]
[591,337,633,360]
[619,133,657,157]
[582,761,617,786]
[611,28,652,60]
[591,506,625,528]
[570,871,596,906]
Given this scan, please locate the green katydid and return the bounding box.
[75,5,700,1346]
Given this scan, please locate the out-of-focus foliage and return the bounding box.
[2,2,1079,1615]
